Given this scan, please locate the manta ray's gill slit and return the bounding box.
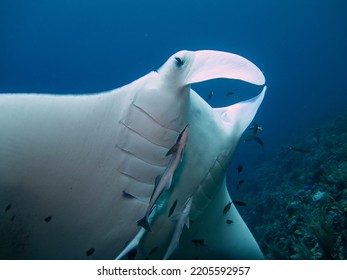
[115,136,166,191]
[116,120,170,162]
[115,145,166,168]
[210,158,226,185]
[124,102,180,148]
[216,155,229,172]
[119,120,171,149]
[131,102,179,133]
[122,190,149,205]
[190,158,225,220]
[117,169,154,186]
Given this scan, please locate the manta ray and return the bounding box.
[0,50,266,260]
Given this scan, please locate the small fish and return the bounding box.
[168,199,178,218]
[44,216,52,223]
[254,137,264,146]
[245,134,264,146]
[235,164,243,174]
[233,200,246,207]
[226,91,235,96]
[253,136,264,146]
[223,202,232,215]
[192,239,205,246]
[163,197,192,259]
[207,91,215,100]
[149,246,159,256]
[249,122,263,134]
[85,248,95,257]
[289,146,309,153]
[244,133,257,142]
[138,124,189,231]
[303,185,313,191]
[226,219,233,224]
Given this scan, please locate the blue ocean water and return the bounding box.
[1,0,347,260]
[1,0,346,137]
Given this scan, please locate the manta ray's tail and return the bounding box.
[137,217,152,232]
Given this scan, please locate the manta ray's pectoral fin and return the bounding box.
[173,181,264,260]
[169,87,266,260]
[163,197,192,260]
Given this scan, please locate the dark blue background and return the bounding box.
[1,0,346,167]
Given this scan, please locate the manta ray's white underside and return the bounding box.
[0,50,266,259]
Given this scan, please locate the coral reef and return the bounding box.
[232,113,347,259]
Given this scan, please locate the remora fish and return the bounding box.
[115,227,146,260]
[163,197,192,260]
[137,124,189,231]
[116,205,159,260]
